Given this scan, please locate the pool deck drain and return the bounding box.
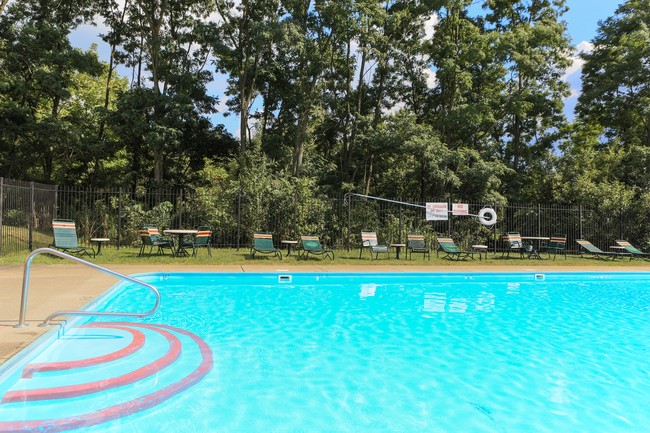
[1,263,648,366]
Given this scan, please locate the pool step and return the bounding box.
[0,322,212,432]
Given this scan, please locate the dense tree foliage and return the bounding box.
[0,0,647,207]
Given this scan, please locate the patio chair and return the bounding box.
[406,234,430,260]
[50,219,96,258]
[540,233,567,260]
[359,231,389,260]
[576,239,629,260]
[615,240,650,260]
[436,237,478,261]
[502,232,539,259]
[183,226,213,258]
[138,226,175,256]
[298,235,334,260]
[249,232,282,260]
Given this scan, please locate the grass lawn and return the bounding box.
[1,244,649,267]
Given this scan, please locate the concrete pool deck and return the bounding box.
[1,262,649,366]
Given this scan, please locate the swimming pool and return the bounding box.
[1,272,650,432]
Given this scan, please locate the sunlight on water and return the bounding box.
[2,272,650,433]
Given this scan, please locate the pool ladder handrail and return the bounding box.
[15,247,160,328]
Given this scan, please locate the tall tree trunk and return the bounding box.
[240,92,250,151]
[364,153,373,195]
[0,0,10,16]
[98,0,129,142]
[292,104,310,176]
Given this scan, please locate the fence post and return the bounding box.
[537,203,541,237]
[29,182,34,251]
[293,191,298,238]
[620,208,624,240]
[0,177,3,256]
[579,205,583,240]
[236,188,241,251]
[117,188,122,249]
[493,203,497,254]
[398,204,402,243]
[347,195,351,252]
[447,196,452,235]
[179,188,184,228]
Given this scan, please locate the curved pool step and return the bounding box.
[3,325,183,403]
[21,326,147,378]
[0,322,213,432]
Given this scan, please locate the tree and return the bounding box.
[577,0,650,149]
[427,0,503,156]
[0,0,103,182]
[483,0,572,200]
[108,0,228,186]
[211,0,283,152]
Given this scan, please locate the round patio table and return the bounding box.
[164,229,198,257]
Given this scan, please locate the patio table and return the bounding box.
[164,229,198,257]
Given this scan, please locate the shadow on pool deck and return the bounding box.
[1,262,648,366]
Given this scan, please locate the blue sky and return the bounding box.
[561,1,624,116]
[70,0,625,137]
[563,0,621,44]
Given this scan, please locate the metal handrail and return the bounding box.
[15,248,160,328]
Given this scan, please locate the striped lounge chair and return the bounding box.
[249,232,282,260]
[299,235,334,260]
[50,219,95,258]
[406,234,430,260]
[359,231,389,260]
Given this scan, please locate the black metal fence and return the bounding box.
[0,178,57,255]
[0,177,632,256]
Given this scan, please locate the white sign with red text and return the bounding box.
[452,203,469,216]
[426,202,448,221]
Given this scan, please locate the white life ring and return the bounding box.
[478,207,497,226]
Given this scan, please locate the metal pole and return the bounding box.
[579,205,583,240]
[236,188,241,251]
[347,195,351,252]
[293,192,298,238]
[28,182,34,251]
[447,196,452,235]
[117,188,122,249]
[0,177,3,256]
[398,204,403,243]
[178,188,184,228]
[620,208,624,240]
[493,204,497,254]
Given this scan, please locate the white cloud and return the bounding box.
[562,40,593,80]
[385,101,406,115]
[562,41,594,120]
[423,67,437,88]
[423,13,439,41]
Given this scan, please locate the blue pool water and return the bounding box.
[1,272,650,432]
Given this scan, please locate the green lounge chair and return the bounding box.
[183,226,213,257]
[576,239,629,260]
[359,231,389,260]
[540,234,567,260]
[50,219,95,258]
[250,232,282,260]
[436,237,478,261]
[615,240,650,260]
[298,235,334,260]
[138,226,174,256]
[406,234,430,260]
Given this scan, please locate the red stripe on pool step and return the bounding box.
[21,326,146,378]
[2,325,182,403]
[0,323,213,433]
